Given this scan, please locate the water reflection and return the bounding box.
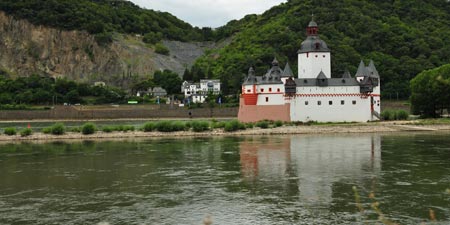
[240,135,381,206]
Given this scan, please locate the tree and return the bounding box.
[410,64,450,118]
[153,70,182,95]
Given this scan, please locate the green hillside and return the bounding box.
[192,0,450,96]
[0,0,211,42]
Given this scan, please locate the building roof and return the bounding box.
[261,58,283,84]
[282,62,294,77]
[316,71,327,79]
[342,69,352,78]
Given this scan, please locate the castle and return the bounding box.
[238,19,381,123]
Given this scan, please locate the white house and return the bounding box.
[182,79,221,103]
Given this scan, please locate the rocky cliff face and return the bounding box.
[0,12,212,87]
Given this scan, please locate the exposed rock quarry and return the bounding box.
[0,12,214,87]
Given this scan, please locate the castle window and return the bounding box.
[329,101,333,105]
[305,101,309,106]
[318,101,321,105]
[277,88,280,92]
[269,88,272,92]
[315,55,318,58]
[341,100,345,105]
[260,88,264,92]
[323,55,326,58]
[266,97,269,102]
[247,89,251,93]
[352,100,357,105]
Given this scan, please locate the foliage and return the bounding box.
[0,75,126,105]
[0,0,209,42]
[191,121,210,132]
[274,120,283,127]
[155,121,185,132]
[256,121,269,129]
[153,70,182,94]
[4,127,16,136]
[224,120,245,132]
[381,109,410,120]
[154,43,170,55]
[102,126,113,133]
[143,122,156,132]
[49,123,65,135]
[193,0,450,95]
[81,123,97,135]
[20,128,33,137]
[410,64,450,118]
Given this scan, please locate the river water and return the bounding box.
[0,133,449,224]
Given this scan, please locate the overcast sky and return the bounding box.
[129,0,287,28]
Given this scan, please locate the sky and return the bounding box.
[129,0,287,28]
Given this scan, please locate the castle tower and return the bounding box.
[297,19,331,79]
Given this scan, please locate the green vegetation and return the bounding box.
[0,0,211,43]
[20,128,33,137]
[154,43,170,55]
[81,123,97,135]
[4,127,16,136]
[410,64,450,118]
[256,121,269,129]
[223,120,246,132]
[0,75,126,105]
[193,0,450,95]
[42,123,65,135]
[142,122,156,132]
[191,121,210,132]
[381,109,410,121]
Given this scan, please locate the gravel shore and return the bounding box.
[1,121,450,143]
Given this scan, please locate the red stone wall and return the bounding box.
[238,97,291,122]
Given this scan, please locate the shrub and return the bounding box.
[395,110,409,120]
[245,123,254,129]
[50,123,65,135]
[256,121,269,129]
[42,127,52,134]
[192,121,210,132]
[123,125,135,132]
[4,127,16,136]
[20,128,32,137]
[212,121,226,129]
[102,126,113,133]
[155,121,174,132]
[143,122,156,132]
[155,43,169,55]
[224,120,243,132]
[381,110,394,121]
[81,123,97,135]
[275,120,283,127]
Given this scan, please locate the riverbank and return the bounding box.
[1,120,450,142]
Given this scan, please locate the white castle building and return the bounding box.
[238,19,381,122]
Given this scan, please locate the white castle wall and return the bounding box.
[298,52,331,79]
[256,84,285,105]
[290,86,377,122]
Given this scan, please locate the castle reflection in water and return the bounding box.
[239,135,381,204]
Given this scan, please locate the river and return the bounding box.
[0,133,449,224]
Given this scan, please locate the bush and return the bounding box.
[143,122,156,132]
[256,121,269,129]
[192,121,210,132]
[212,121,226,129]
[155,43,169,55]
[395,110,409,120]
[82,123,97,135]
[102,126,113,133]
[275,120,283,127]
[20,128,32,137]
[245,123,254,129]
[42,127,52,134]
[155,121,174,132]
[381,110,394,121]
[123,125,135,132]
[50,123,65,135]
[70,127,81,133]
[224,120,244,132]
[4,127,17,136]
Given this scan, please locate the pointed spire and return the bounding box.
[282,62,294,77]
[248,66,255,76]
[316,70,327,79]
[355,60,368,77]
[368,60,379,78]
[272,57,279,66]
[342,69,352,78]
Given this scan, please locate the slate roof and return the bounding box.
[281,62,294,77]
